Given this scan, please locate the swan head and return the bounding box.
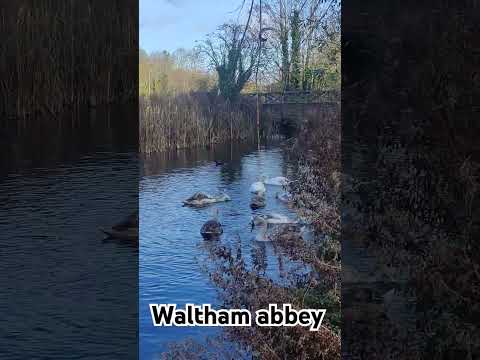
[219,193,231,201]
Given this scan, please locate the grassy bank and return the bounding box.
[140,92,279,154]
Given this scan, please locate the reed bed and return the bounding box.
[0,1,137,119]
[140,92,266,154]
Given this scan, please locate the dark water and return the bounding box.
[140,143,305,359]
[0,153,138,358]
[0,110,138,359]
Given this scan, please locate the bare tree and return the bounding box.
[260,0,340,91]
[198,0,258,102]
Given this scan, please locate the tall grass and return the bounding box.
[0,1,137,119]
[140,92,274,154]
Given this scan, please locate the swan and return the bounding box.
[252,220,308,242]
[250,213,296,228]
[183,192,231,207]
[249,179,266,195]
[200,219,223,239]
[250,193,266,209]
[264,213,294,224]
[264,176,290,186]
[200,208,223,240]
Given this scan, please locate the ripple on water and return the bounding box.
[140,144,307,358]
[0,152,138,359]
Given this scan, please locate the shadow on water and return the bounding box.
[141,141,257,176]
[0,103,138,176]
[141,141,293,185]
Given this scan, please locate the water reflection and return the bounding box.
[0,154,138,359]
[1,104,137,176]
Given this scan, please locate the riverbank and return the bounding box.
[206,103,342,359]
[1,104,138,176]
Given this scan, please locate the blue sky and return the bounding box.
[140,0,244,54]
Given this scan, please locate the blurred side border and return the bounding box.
[342,1,480,359]
[0,1,139,359]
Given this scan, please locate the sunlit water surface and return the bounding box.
[140,143,310,359]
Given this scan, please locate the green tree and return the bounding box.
[200,23,257,102]
[289,9,301,89]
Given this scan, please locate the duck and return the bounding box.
[250,176,267,195]
[200,209,223,240]
[250,193,266,209]
[214,160,224,166]
[99,211,138,241]
[183,192,231,207]
[264,176,290,186]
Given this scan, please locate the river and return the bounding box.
[0,110,138,359]
[0,119,302,359]
[139,142,307,359]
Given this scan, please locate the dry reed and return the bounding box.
[0,1,137,119]
[140,92,267,153]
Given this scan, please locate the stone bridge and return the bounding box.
[245,90,340,136]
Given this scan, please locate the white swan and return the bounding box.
[265,213,294,224]
[264,176,290,186]
[250,177,266,195]
[250,213,296,228]
[183,192,231,207]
